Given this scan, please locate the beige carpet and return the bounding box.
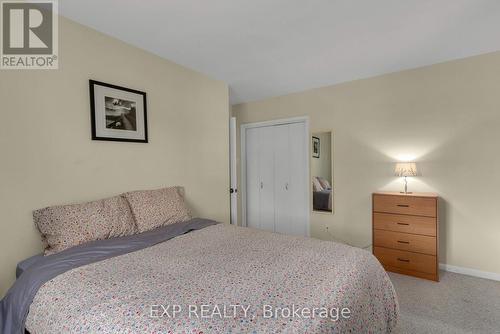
[389,271,500,334]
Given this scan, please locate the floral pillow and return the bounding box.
[33,196,137,255]
[122,186,191,233]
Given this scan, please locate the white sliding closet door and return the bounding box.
[258,126,275,232]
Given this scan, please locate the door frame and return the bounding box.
[240,116,310,236]
[229,117,238,225]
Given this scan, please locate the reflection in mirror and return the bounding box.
[312,132,333,213]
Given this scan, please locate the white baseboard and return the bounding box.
[439,263,500,282]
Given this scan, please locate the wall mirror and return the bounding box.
[311,131,333,213]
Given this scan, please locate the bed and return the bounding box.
[1,219,398,333]
[1,186,398,333]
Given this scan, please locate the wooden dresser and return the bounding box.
[372,192,439,281]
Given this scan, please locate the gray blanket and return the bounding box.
[0,218,218,334]
[313,190,332,211]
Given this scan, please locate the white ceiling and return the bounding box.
[60,0,500,104]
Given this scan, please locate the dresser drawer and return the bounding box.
[374,246,437,275]
[373,212,436,236]
[373,194,437,217]
[373,229,436,255]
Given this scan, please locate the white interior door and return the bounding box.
[258,126,275,232]
[242,117,309,236]
[245,127,260,229]
[287,122,308,236]
[273,124,291,234]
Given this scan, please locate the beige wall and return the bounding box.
[0,17,230,296]
[233,51,500,276]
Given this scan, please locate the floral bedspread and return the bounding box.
[26,224,398,333]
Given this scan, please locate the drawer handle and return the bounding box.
[397,222,409,226]
[397,240,410,244]
[397,204,410,207]
[397,258,410,263]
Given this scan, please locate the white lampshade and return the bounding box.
[395,162,417,177]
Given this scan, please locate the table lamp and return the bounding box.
[395,162,417,194]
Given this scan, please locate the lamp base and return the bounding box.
[400,176,411,194]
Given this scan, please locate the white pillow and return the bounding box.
[312,177,324,192]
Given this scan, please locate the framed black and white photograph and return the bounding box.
[89,80,148,143]
[312,136,320,158]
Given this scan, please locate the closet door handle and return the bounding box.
[260,182,263,189]
[285,183,289,190]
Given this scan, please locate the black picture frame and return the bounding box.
[312,136,320,158]
[89,80,148,143]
